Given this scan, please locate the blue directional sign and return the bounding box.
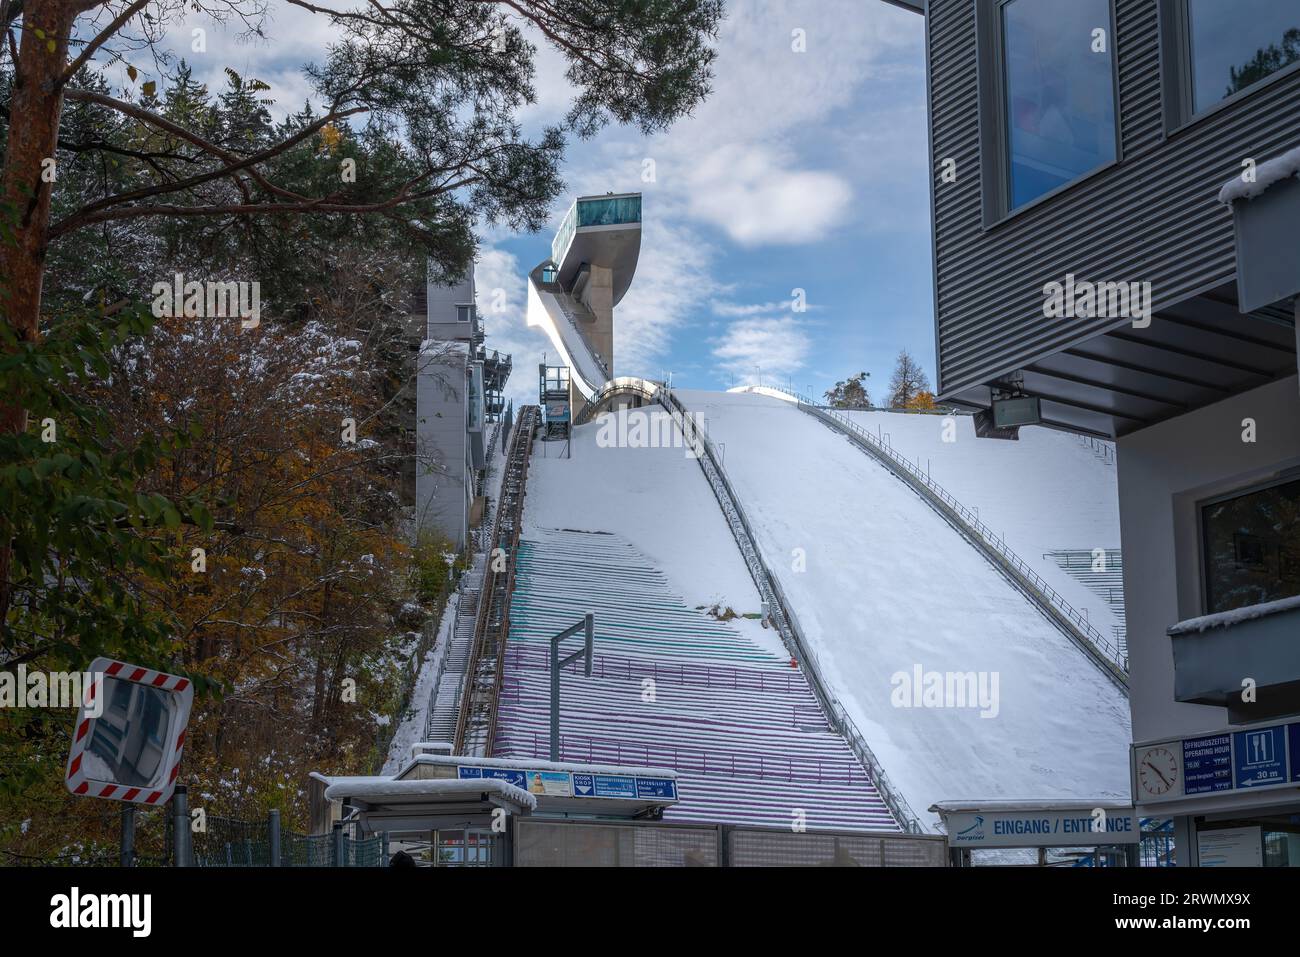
[572,773,594,797]
[594,775,637,799]
[635,776,677,799]
[1290,724,1300,784]
[458,766,527,788]
[1183,733,1233,794]
[1233,725,1287,788]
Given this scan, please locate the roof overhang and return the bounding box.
[556,223,642,306]
[942,283,1297,439]
[878,0,925,13]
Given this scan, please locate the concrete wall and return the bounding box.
[1117,374,1300,747]
[415,265,479,549]
[415,347,472,549]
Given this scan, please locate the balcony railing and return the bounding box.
[550,194,642,269]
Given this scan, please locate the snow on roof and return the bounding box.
[1167,593,1300,636]
[324,776,537,809]
[396,753,678,781]
[1218,145,1300,204]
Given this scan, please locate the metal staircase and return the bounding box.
[419,417,505,746]
[454,404,540,756]
[422,553,484,743]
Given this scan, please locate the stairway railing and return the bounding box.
[659,389,926,834]
[454,405,540,756]
[736,385,1129,687]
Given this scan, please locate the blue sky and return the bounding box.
[132,0,935,406]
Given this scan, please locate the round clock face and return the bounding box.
[1137,746,1179,797]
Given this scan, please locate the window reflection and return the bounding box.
[82,677,174,788]
[1188,0,1300,114]
[1002,0,1117,209]
[1201,478,1300,615]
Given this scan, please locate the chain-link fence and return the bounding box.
[191,815,275,867]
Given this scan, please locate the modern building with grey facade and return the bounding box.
[888,0,1300,866]
[414,268,511,550]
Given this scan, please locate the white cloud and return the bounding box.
[711,315,812,384]
[687,144,851,246]
[713,299,799,317]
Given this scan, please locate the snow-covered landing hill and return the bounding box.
[674,390,1131,827]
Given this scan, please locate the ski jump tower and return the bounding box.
[527,193,642,423]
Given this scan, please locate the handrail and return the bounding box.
[735,385,1129,686]
[573,376,662,425]
[454,405,539,755]
[659,389,926,834]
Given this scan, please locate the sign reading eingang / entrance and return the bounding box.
[943,808,1139,848]
[1132,718,1298,805]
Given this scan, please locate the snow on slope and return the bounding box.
[675,389,1131,826]
[841,408,1122,635]
[524,408,784,658]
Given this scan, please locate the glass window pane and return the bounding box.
[1002,0,1117,210]
[1188,0,1300,114]
[1201,478,1300,614]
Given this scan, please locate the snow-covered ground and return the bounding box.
[674,389,1132,827]
[382,590,459,775]
[838,407,1122,635]
[524,408,785,658]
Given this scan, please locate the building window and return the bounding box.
[456,304,475,323]
[1201,477,1300,615]
[1187,0,1300,113]
[999,0,1118,211]
[1161,1,1300,129]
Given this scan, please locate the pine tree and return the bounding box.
[824,372,872,409]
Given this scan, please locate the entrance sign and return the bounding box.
[940,806,1138,848]
[65,657,194,805]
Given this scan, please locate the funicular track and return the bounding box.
[453,405,540,756]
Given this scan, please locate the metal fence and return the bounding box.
[513,818,946,868]
[660,388,926,834]
[740,385,1129,681]
[727,827,948,867]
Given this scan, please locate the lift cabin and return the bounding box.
[539,364,571,443]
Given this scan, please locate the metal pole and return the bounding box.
[171,785,190,868]
[119,806,135,867]
[550,613,595,762]
[268,809,281,867]
[381,831,390,867]
[550,640,560,761]
[332,822,345,867]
